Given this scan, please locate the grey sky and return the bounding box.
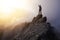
[27,0,60,31]
[0,0,59,32]
[37,0,60,31]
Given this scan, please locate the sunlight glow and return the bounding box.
[0,0,30,26]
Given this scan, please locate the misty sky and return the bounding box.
[0,0,59,32]
[29,0,60,28]
[37,0,60,31]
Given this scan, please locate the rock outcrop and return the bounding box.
[0,6,59,40]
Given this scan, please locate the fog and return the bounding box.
[0,0,60,32]
[27,0,60,32]
[28,0,60,32]
[38,0,60,32]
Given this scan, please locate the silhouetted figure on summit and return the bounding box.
[33,5,47,23]
[39,5,42,12]
[32,5,42,23]
[0,5,59,40]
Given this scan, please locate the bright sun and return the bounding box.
[0,0,30,26]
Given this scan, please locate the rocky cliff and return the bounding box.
[0,6,59,40]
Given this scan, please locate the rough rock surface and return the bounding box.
[0,6,59,40]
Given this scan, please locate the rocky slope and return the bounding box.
[0,6,59,40]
